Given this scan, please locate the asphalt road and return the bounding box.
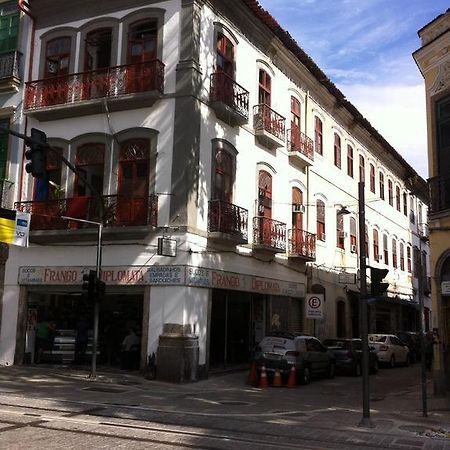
[0,362,448,449]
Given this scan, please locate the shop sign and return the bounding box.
[305,293,324,319]
[442,281,450,296]
[18,265,305,297]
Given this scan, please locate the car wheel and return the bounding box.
[354,362,362,377]
[299,366,311,385]
[328,362,335,379]
[389,355,395,368]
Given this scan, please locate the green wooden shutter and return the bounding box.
[0,13,18,53]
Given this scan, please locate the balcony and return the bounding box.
[253,104,286,149]
[24,60,165,120]
[287,228,316,261]
[0,51,22,92]
[429,174,450,215]
[207,199,248,245]
[14,194,158,241]
[209,72,249,126]
[287,128,314,167]
[252,216,286,253]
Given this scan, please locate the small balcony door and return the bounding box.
[290,96,301,150]
[117,139,150,225]
[292,187,304,251]
[44,37,71,105]
[258,170,272,245]
[213,149,233,203]
[127,20,157,93]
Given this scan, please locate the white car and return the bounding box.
[368,334,410,368]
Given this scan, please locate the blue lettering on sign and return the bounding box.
[17,219,28,227]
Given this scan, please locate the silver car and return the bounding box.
[253,332,336,385]
[368,334,410,367]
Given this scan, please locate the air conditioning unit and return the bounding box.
[292,203,306,213]
[350,244,357,253]
[339,231,348,238]
[320,233,326,241]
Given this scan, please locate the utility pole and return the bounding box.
[358,181,372,427]
[418,232,428,417]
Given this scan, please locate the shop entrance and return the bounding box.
[209,290,265,370]
[26,290,143,370]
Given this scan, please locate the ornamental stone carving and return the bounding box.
[432,61,450,94]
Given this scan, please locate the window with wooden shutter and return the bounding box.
[317,200,325,240]
[383,234,388,265]
[392,238,397,268]
[347,145,353,177]
[258,69,271,106]
[370,164,375,193]
[334,133,341,168]
[336,210,344,249]
[0,11,19,54]
[315,117,323,155]
[400,242,405,271]
[379,172,385,200]
[350,217,357,252]
[373,229,379,260]
[359,155,365,182]
[388,180,393,206]
[396,186,401,211]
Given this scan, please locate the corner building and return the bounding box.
[414,9,450,397]
[0,0,429,379]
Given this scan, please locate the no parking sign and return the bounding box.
[306,293,324,319]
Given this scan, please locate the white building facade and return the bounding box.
[0,0,430,378]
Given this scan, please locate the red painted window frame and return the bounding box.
[258,69,271,106]
[334,133,341,169]
[315,116,323,155]
[347,145,353,178]
[370,164,375,193]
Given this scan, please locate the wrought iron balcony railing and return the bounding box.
[210,72,249,120]
[287,228,316,260]
[207,199,248,241]
[429,174,450,214]
[24,59,165,110]
[0,51,21,81]
[253,104,286,142]
[253,216,286,251]
[14,194,158,230]
[287,127,314,161]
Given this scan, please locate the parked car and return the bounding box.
[368,334,410,367]
[253,332,336,385]
[395,331,421,363]
[323,338,379,376]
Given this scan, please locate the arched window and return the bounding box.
[383,234,388,265]
[407,246,412,272]
[258,69,271,106]
[258,170,272,219]
[350,217,357,253]
[403,191,408,216]
[317,199,325,241]
[315,117,323,155]
[290,97,301,151]
[365,224,369,258]
[400,242,405,271]
[75,143,105,197]
[370,164,375,193]
[347,145,353,177]
[396,186,401,211]
[392,238,397,268]
[373,229,379,260]
[336,209,344,249]
[85,28,112,71]
[388,180,393,206]
[34,147,63,201]
[213,149,234,202]
[334,133,341,168]
[127,20,157,63]
[45,36,71,77]
[359,155,365,182]
[379,172,385,200]
[216,32,234,77]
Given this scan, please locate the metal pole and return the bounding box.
[358,181,372,427]
[418,237,428,417]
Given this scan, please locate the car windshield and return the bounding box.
[323,339,351,350]
[259,336,295,352]
[369,335,387,343]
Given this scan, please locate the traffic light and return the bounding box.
[82,270,97,302]
[370,267,389,297]
[25,128,47,178]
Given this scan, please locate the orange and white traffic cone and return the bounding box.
[273,368,283,387]
[247,362,257,386]
[259,365,269,388]
[287,365,297,388]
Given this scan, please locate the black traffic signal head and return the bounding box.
[25,128,47,178]
[82,270,97,301]
[370,267,389,297]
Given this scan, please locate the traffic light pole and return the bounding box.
[358,181,372,427]
[62,216,102,379]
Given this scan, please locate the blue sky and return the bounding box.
[258,0,448,178]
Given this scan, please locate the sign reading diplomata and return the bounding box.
[305,293,324,319]
[18,265,305,298]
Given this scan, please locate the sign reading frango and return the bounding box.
[18,265,305,298]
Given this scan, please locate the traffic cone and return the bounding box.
[259,365,269,388]
[287,365,297,388]
[247,362,257,386]
[272,368,283,387]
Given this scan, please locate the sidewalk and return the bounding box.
[1,363,450,448]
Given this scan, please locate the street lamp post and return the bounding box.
[62,216,103,379]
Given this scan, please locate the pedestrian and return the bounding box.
[35,320,56,364]
[74,315,90,364]
[425,331,435,370]
[120,328,141,370]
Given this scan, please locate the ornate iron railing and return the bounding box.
[0,51,21,80]
[429,174,450,214]
[253,216,286,251]
[14,194,158,230]
[287,128,314,161]
[253,104,286,141]
[208,199,248,241]
[24,59,165,110]
[288,228,316,259]
[210,72,249,120]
